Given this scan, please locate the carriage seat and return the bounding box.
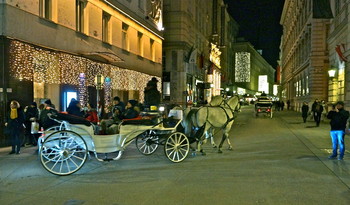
[121,115,156,126]
[52,113,92,126]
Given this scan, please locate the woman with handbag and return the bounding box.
[5,100,25,154]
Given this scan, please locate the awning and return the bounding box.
[81,52,124,64]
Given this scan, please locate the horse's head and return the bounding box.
[226,96,239,112]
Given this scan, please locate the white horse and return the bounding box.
[182,96,239,154]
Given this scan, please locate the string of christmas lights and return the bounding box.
[9,40,161,102]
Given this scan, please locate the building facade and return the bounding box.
[220,8,240,95]
[280,0,330,111]
[327,0,349,107]
[162,0,236,105]
[232,41,275,96]
[0,0,163,145]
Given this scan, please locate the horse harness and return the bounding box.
[205,101,235,128]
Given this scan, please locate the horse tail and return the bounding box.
[182,109,196,136]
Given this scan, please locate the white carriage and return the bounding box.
[38,111,189,176]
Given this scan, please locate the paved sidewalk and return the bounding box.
[272,109,350,188]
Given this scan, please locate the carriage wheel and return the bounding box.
[164,132,189,163]
[135,130,159,155]
[38,125,67,155]
[40,130,88,176]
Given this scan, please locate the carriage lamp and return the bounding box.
[225,87,230,91]
[159,106,165,112]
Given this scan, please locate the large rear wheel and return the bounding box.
[40,130,88,176]
[164,132,189,163]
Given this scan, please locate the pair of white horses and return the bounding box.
[181,96,240,154]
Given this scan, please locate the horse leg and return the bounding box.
[206,128,217,148]
[197,140,206,155]
[217,133,227,153]
[226,137,233,150]
[197,124,211,155]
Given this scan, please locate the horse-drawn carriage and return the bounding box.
[38,96,240,176]
[254,96,273,118]
[38,111,190,176]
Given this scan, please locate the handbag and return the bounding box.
[31,121,40,134]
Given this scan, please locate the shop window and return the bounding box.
[102,12,111,43]
[122,23,129,51]
[76,0,85,33]
[138,32,144,56]
[150,39,155,61]
[39,0,52,20]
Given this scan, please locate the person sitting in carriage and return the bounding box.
[121,100,140,120]
[102,100,140,134]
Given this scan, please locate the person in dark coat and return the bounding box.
[287,100,291,110]
[327,101,349,160]
[39,99,58,130]
[144,77,161,108]
[122,100,140,119]
[5,100,25,154]
[24,102,39,145]
[312,99,323,126]
[280,101,285,111]
[301,101,309,123]
[67,99,84,117]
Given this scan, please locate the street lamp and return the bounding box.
[94,74,104,117]
[328,68,337,105]
[328,68,336,78]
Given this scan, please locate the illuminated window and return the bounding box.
[102,12,111,43]
[39,0,52,20]
[235,52,250,82]
[138,32,143,56]
[122,23,129,51]
[76,0,85,33]
[150,39,155,61]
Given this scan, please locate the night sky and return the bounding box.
[225,0,285,68]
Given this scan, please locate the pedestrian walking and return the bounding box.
[287,100,291,110]
[312,99,323,126]
[301,102,309,123]
[281,101,285,111]
[327,101,349,160]
[5,100,25,154]
[24,102,39,146]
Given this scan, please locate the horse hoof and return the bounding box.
[228,147,233,150]
[201,152,206,156]
[212,145,217,148]
[218,150,223,154]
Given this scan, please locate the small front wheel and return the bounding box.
[135,130,159,155]
[164,132,189,163]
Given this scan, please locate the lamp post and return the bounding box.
[328,68,337,106]
[94,74,104,118]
